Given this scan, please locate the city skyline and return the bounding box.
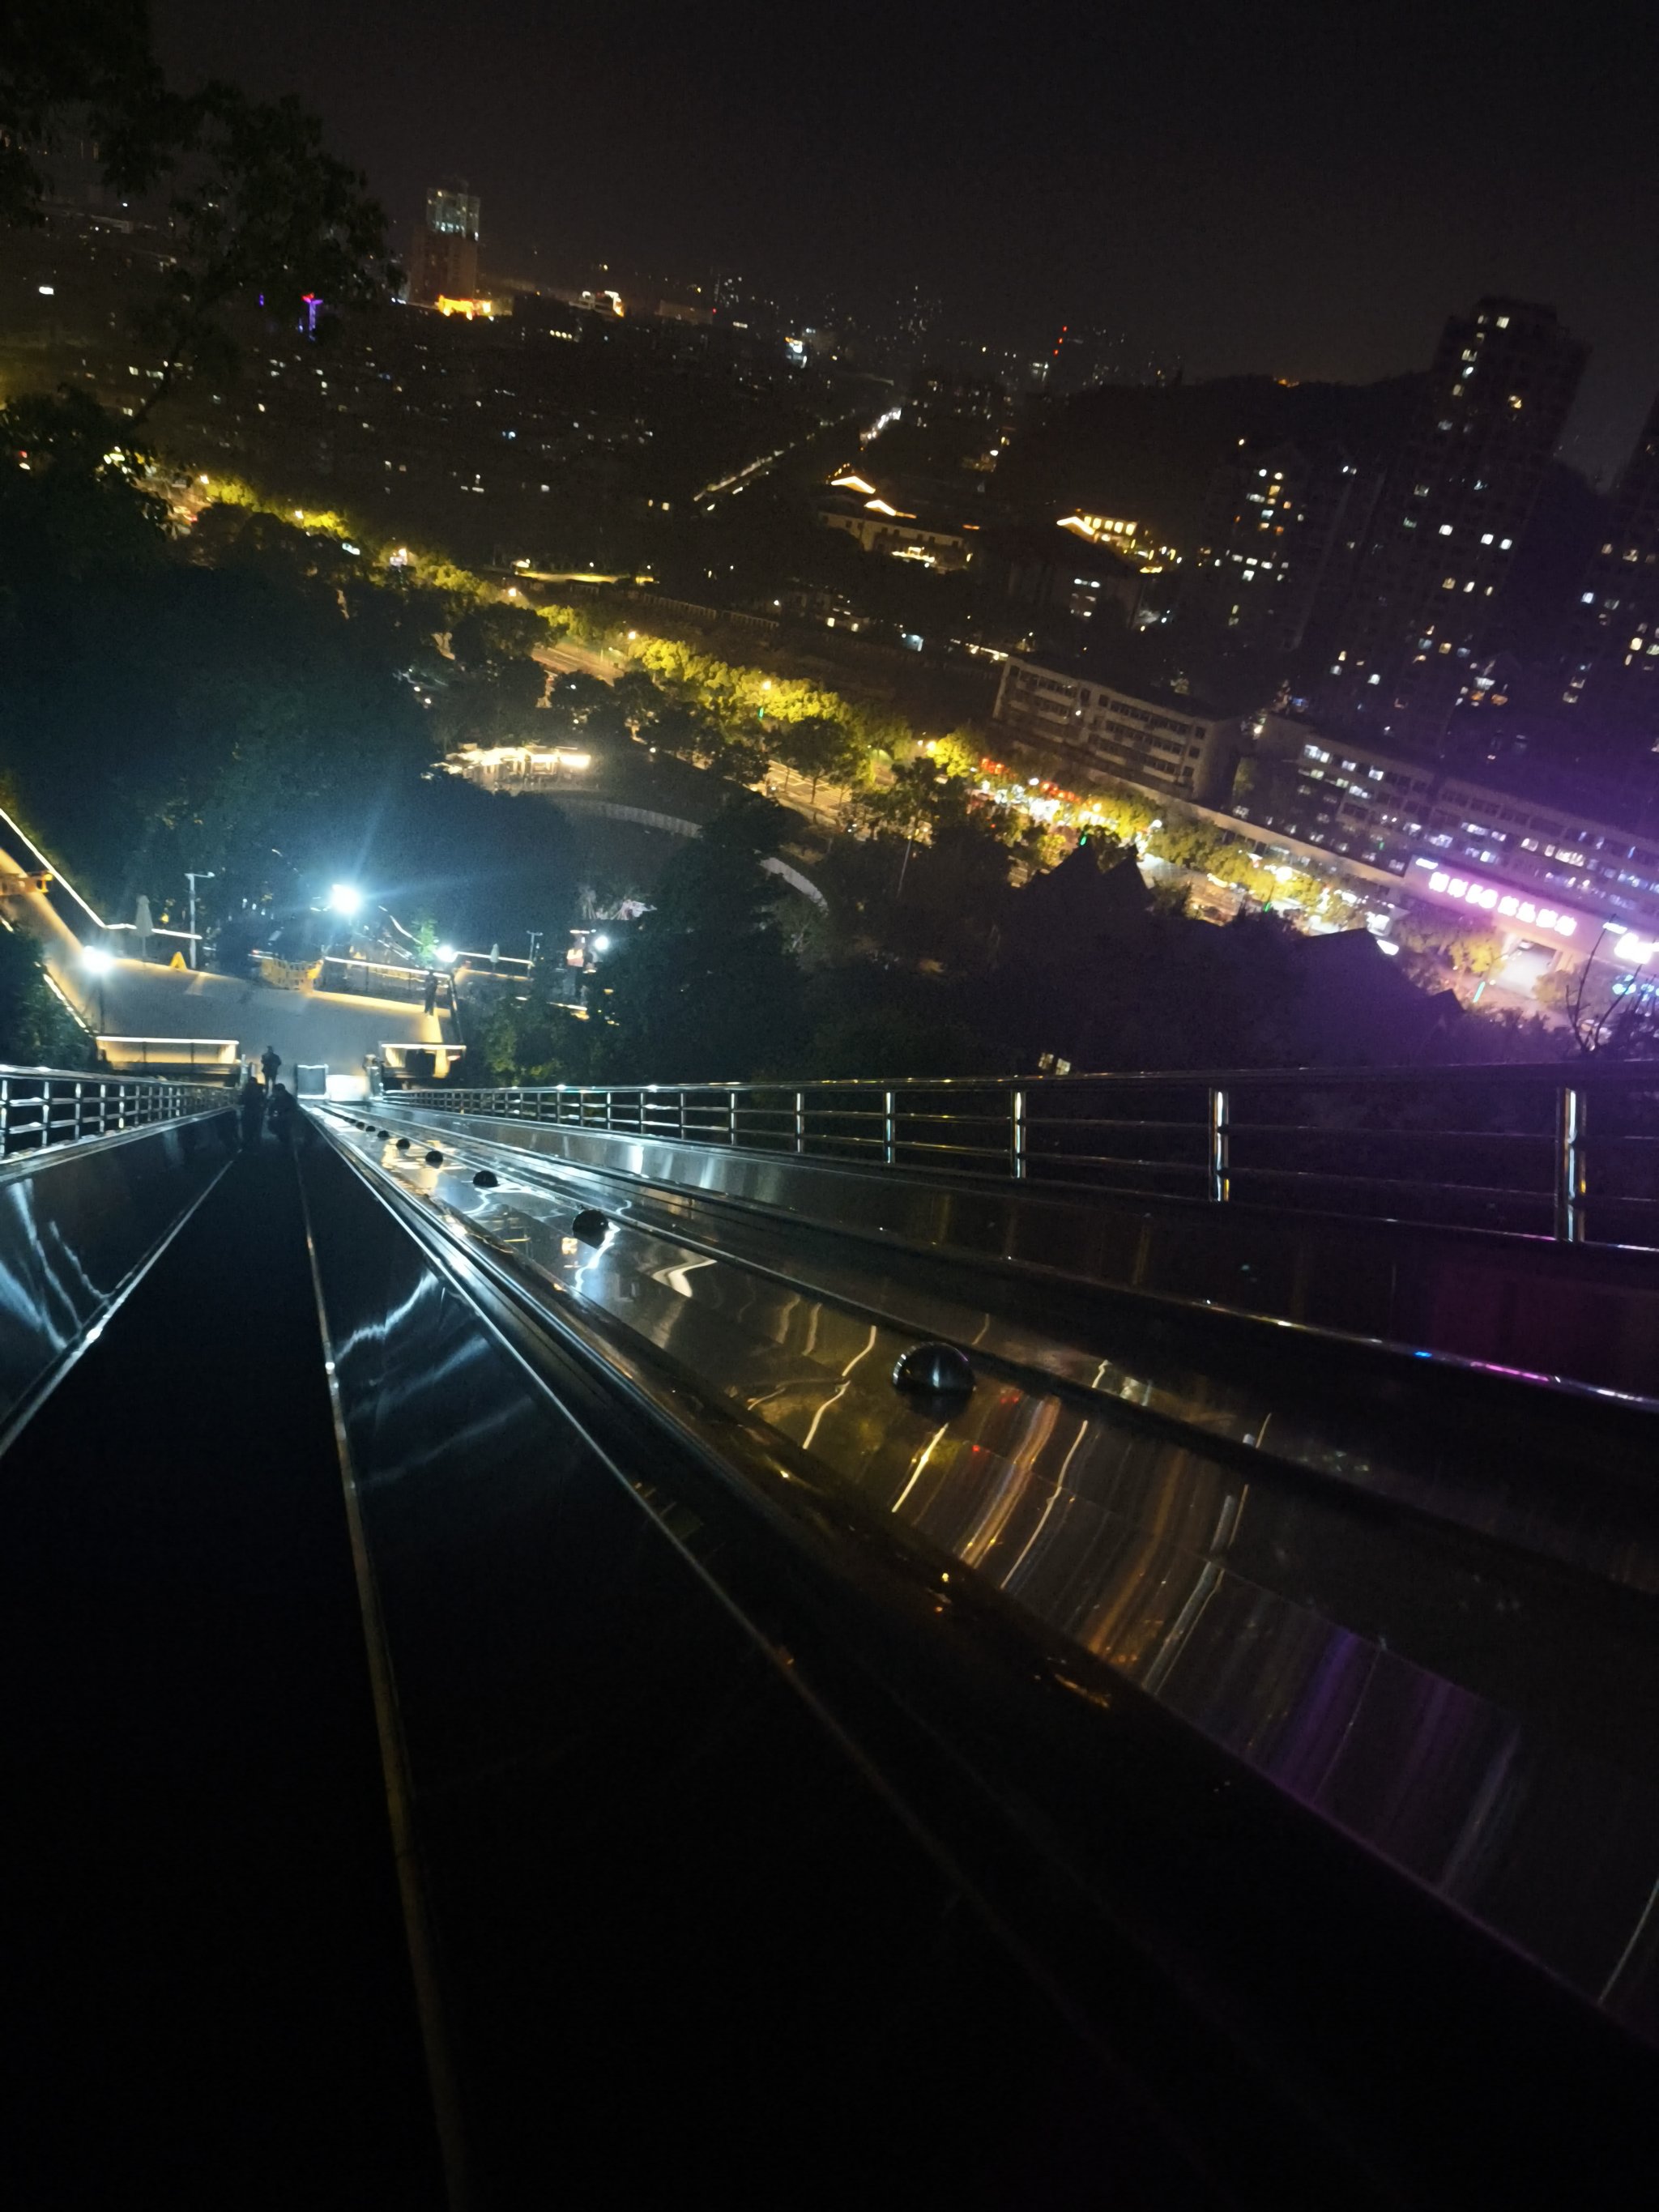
[151,0,1659,483]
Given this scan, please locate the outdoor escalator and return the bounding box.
[2,1144,1193,2208]
[10,1123,1659,2208]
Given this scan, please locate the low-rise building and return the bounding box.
[1243,713,1659,945]
[992,655,1240,804]
[817,492,973,569]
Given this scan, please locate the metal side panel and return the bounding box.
[0,1110,236,1451]
[365,1102,1659,1399]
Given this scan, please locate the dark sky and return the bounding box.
[155,0,1659,480]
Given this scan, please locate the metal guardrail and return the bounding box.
[396,1065,1659,1251]
[0,1066,227,1159]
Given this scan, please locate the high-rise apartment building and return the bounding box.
[1324,297,1587,748]
[1562,390,1659,757]
[407,183,480,305]
[1183,439,1381,658]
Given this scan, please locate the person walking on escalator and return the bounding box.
[267,1081,296,1151]
[237,1073,267,1153]
[260,1043,282,1090]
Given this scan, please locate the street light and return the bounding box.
[185,870,215,971]
[328,883,363,917]
[591,934,611,953]
[434,944,458,965]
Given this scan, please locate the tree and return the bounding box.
[592,792,806,1081]
[774,714,864,802]
[449,602,550,671]
[545,670,616,725]
[0,389,166,590]
[0,927,93,1067]
[710,727,771,786]
[131,86,395,418]
[436,604,548,748]
[609,668,666,735]
[0,2,182,227]
[2,20,396,416]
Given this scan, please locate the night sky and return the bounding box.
[154,0,1659,480]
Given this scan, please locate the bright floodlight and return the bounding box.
[434,944,458,965]
[591,934,611,953]
[82,946,113,974]
[327,883,363,917]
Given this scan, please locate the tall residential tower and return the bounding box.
[1562,390,1659,761]
[1324,297,1587,749]
[407,184,481,306]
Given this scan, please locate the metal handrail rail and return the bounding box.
[0,1065,228,1161]
[392,1062,1659,1250]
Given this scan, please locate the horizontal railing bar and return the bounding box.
[407,1064,1659,1095]
[1219,1125,1555,1146]
[1229,1166,1550,1204]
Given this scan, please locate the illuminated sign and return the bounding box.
[435,296,496,319]
[1411,858,1581,938]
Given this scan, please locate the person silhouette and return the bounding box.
[237,1074,266,1153]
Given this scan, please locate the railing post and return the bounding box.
[678,1090,687,1142]
[883,1089,897,1166]
[1555,1085,1586,1242]
[727,1089,738,1148]
[1010,1088,1026,1180]
[1208,1085,1230,1204]
[794,1088,805,1156]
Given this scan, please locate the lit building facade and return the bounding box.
[1325,297,1587,745]
[1242,713,1659,940]
[993,656,1239,804]
[1184,440,1380,658]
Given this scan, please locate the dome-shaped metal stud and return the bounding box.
[424,1149,445,1166]
[472,1168,499,1188]
[892,1342,975,1399]
[395,1136,412,1151]
[571,1207,609,1245]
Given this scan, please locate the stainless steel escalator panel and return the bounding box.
[355,1101,1659,1595]
[0,1112,233,1448]
[316,1108,1659,2048]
